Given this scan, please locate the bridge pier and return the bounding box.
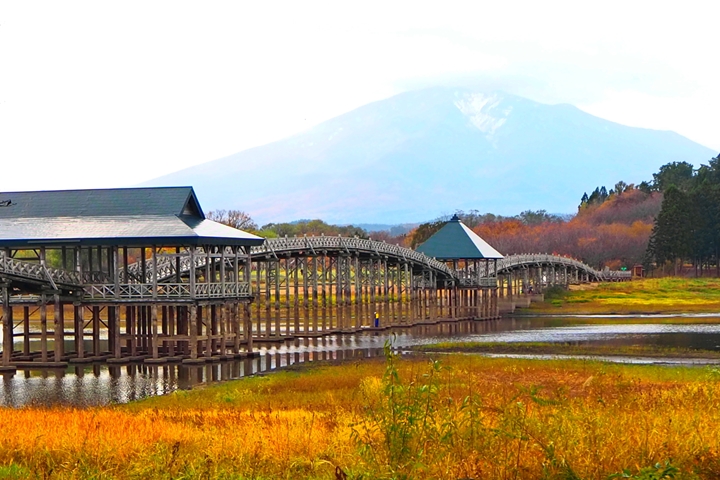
[0,237,513,369]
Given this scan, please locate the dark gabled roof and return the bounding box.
[0,186,203,219]
[415,214,503,260]
[0,187,264,248]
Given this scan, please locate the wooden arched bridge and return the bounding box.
[0,187,630,370]
[0,238,628,369]
[124,237,627,289]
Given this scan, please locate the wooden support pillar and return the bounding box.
[274,260,280,337]
[254,261,261,337]
[219,303,227,355]
[126,306,136,356]
[54,295,64,361]
[383,259,389,325]
[2,285,13,365]
[293,258,299,334]
[284,258,290,336]
[163,305,177,357]
[74,304,84,359]
[321,255,327,332]
[207,304,215,354]
[307,257,314,333]
[189,304,198,360]
[301,258,309,334]
[151,304,159,359]
[265,261,272,337]
[111,305,121,359]
[334,257,342,330]
[92,306,101,357]
[23,305,31,357]
[198,304,212,358]
[243,302,253,352]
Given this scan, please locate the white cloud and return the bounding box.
[0,0,718,193]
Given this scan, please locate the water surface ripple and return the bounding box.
[3,315,720,407]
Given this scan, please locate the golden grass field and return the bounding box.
[1,353,720,479]
[528,277,720,314]
[3,278,720,479]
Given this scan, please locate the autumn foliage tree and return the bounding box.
[207,209,258,231]
[470,187,660,269]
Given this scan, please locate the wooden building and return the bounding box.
[0,187,264,370]
[415,214,503,318]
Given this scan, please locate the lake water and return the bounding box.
[3,315,720,407]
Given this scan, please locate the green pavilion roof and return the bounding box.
[0,186,264,248]
[415,214,503,260]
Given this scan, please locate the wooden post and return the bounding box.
[2,285,13,366]
[293,258,299,335]
[302,257,309,335]
[335,257,342,330]
[383,259,389,325]
[54,294,64,361]
[24,305,31,357]
[74,304,84,359]
[321,255,327,332]
[244,301,253,353]
[112,305,121,359]
[208,304,217,357]
[354,256,361,329]
[312,256,318,333]
[151,304,159,359]
[218,303,225,355]
[262,261,269,337]
[198,304,215,358]
[274,260,280,336]
[167,306,176,357]
[189,304,198,360]
[92,306,101,357]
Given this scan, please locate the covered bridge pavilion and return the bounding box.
[0,186,263,370]
[415,214,504,318]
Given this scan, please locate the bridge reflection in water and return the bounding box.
[0,318,524,407]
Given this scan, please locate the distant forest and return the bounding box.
[209,153,720,274]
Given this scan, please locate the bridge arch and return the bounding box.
[495,253,630,295]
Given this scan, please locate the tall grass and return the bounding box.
[0,355,719,478]
[530,278,720,313]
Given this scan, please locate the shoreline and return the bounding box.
[413,341,720,360]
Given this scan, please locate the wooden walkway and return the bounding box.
[0,238,627,370]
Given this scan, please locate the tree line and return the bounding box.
[207,153,720,274]
[206,210,372,240]
[645,156,720,275]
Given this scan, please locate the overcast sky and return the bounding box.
[1,1,718,193]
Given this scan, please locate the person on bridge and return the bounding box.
[374,311,380,328]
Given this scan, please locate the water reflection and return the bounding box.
[4,317,720,407]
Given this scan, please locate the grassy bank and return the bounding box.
[1,353,720,479]
[524,277,720,314]
[416,341,720,359]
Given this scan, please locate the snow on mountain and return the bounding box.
[454,92,510,139]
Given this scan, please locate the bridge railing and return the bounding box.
[84,282,251,300]
[497,253,632,281]
[458,277,498,288]
[126,236,459,284]
[599,270,633,281]
[252,236,456,278]
[0,251,83,288]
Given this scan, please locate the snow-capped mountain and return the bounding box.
[143,87,716,224]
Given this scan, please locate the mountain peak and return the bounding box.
[454,91,512,139]
[143,87,715,224]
